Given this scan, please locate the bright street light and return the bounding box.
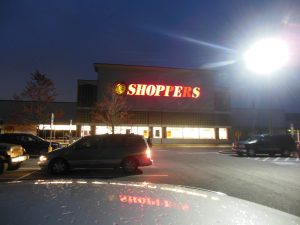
[243,37,290,135]
[243,37,290,75]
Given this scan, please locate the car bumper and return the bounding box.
[137,157,153,167]
[10,155,29,164]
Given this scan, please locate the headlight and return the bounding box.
[39,155,47,162]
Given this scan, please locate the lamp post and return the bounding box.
[243,37,290,134]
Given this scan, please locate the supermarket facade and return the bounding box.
[76,63,231,144]
[1,63,298,143]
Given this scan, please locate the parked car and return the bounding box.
[38,134,153,174]
[232,134,297,157]
[0,143,29,175]
[0,133,61,156]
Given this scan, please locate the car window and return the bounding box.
[75,137,100,149]
[27,136,38,142]
[262,136,272,142]
[19,136,30,142]
[102,136,125,148]
[125,137,146,148]
[0,135,14,142]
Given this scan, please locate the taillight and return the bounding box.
[146,148,151,159]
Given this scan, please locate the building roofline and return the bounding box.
[94,63,214,73]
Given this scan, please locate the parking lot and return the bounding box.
[1,147,300,217]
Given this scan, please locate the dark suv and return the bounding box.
[0,133,61,156]
[232,134,296,157]
[38,134,153,174]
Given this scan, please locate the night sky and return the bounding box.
[1,0,299,111]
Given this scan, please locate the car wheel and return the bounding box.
[237,152,244,157]
[281,149,290,157]
[269,153,275,157]
[247,149,256,157]
[49,159,68,174]
[122,158,138,173]
[7,163,21,171]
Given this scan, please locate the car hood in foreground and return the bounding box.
[0,180,299,225]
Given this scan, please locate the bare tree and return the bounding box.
[92,87,129,134]
[12,70,58,134]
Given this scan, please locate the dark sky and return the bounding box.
[1,0,299,110]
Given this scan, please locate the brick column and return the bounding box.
[215,128,219,140]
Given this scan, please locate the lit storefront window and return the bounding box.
[219,128,228,140]
[183,128,199,139]
[81,125,91,137]
[96,126,148,138]
[96,126,111,134]
[199,128,215,139]
[39,124,77,131]
[166,127,183,139]
[130,126,149,138]
[167,127,216,139]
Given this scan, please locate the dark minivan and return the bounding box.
[38,134,153,174]
[233,134,296,157]
[0,133,61,156]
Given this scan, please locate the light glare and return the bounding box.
[244,38,290,75]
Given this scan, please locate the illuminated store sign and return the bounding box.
[115,83,201,99]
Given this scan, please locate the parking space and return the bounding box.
[226,153,300,165]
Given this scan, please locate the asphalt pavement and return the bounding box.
[1,147,300,217]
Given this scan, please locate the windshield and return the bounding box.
[1,0,300,223]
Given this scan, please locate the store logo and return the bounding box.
[114,83,127,95]
[114,83,201,99]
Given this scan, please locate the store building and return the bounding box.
[76,63,231,144]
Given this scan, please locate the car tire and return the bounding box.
[281,149,290,157]
[49,159,69,174]
[7,163,21,171]
[269,153,275,157]
[247,149,256,157]
[237,152,244,157]
[122,158,138,173]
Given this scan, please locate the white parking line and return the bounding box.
[177,152,218,155]
[284,157,290,161]
[262,157,270,161]
[18,167,39,170]
[14,171,37,181]
[254,157,260,160]
[274,157,280,161]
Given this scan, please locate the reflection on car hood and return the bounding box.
[238,140,257,145]
[0,181,299,225]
